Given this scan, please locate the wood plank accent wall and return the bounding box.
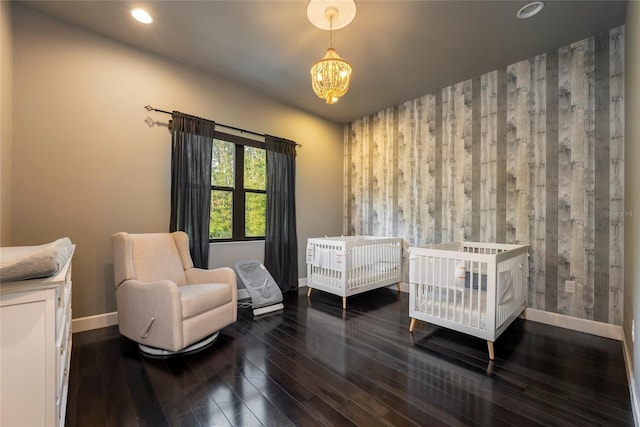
[343,27,625,325]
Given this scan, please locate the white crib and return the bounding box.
[408,242,528,360]
[306,236,402,309]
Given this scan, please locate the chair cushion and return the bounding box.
[179,283,233,320]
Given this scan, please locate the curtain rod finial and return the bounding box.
[144,105,153,111]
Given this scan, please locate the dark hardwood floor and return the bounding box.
[65,289,633,427]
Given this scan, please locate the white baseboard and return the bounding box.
[623,335,640,427]
[525,308,623,341]
[72,312,118,333]
[298,278,308,295]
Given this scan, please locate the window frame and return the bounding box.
[210,131,266,242]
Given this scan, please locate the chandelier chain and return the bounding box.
[329,15,333,48]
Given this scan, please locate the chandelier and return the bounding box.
[308,1,357,104]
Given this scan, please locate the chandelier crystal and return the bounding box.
[308,1,356,104]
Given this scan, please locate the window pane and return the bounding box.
[210,190,232,239]
[212,139,234,187]
[244,146,266,190]
[245,192,266,237]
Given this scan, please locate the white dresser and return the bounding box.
[0,249,74,427]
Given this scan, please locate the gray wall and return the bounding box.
[11,6,344,319]
[345,27,625,326]
[625,0,640,403]
[208,240,264,291]
[1,0,12,246]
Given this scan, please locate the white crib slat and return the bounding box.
[435,258,438,316]
[480,261,484,328]
[476,261,482,328]
[472,260,477,327]
[419,257,424,313]
[354,246,360,288]
[446,257,450,321]
[435,257,440,318]
[376,244,380,283]
[468,259,474,327]
[418,257,433,313]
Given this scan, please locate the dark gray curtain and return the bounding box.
[169,112,215,269]
[264,135,298,293]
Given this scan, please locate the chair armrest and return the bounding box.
[115,279,184,351]
[185,267,237,319]
[185,266,236,286]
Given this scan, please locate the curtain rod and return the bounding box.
[144,105,302,147]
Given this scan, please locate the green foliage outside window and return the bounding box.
[209,139,266,240]
[244,146,266,190]
[244,146,266,237]
[210,139,234,239]
[210,191,232,239]
[211,139,234,187]
[245,193,266,237]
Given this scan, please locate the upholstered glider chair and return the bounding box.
[111,232,237,356]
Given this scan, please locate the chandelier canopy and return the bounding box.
[307,1,356,104]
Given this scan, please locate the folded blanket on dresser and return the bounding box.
[0,237,74,282]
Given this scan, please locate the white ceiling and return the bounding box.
[20,0,627,124]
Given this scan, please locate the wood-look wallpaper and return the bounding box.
[344,27,625,325]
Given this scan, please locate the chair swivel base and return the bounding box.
[138,331,219,357]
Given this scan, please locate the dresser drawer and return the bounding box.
[55,267,71,321]
[56,325,71,427]
[56,281,71,342]
[55,306,71,406]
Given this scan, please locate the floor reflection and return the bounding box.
[64,289,633,427]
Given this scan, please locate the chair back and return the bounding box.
[112,232,190,287]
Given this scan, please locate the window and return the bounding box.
[210,132,266,241]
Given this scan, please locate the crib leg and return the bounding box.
[307,287,312,297]
[409,318,417,333]
[342,297,347,310]
[396,283,401,293]
[487,341,495,360]
[521,309,527,320]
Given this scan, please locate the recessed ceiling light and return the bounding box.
[516,1,544,19]
[131,8,153,24]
